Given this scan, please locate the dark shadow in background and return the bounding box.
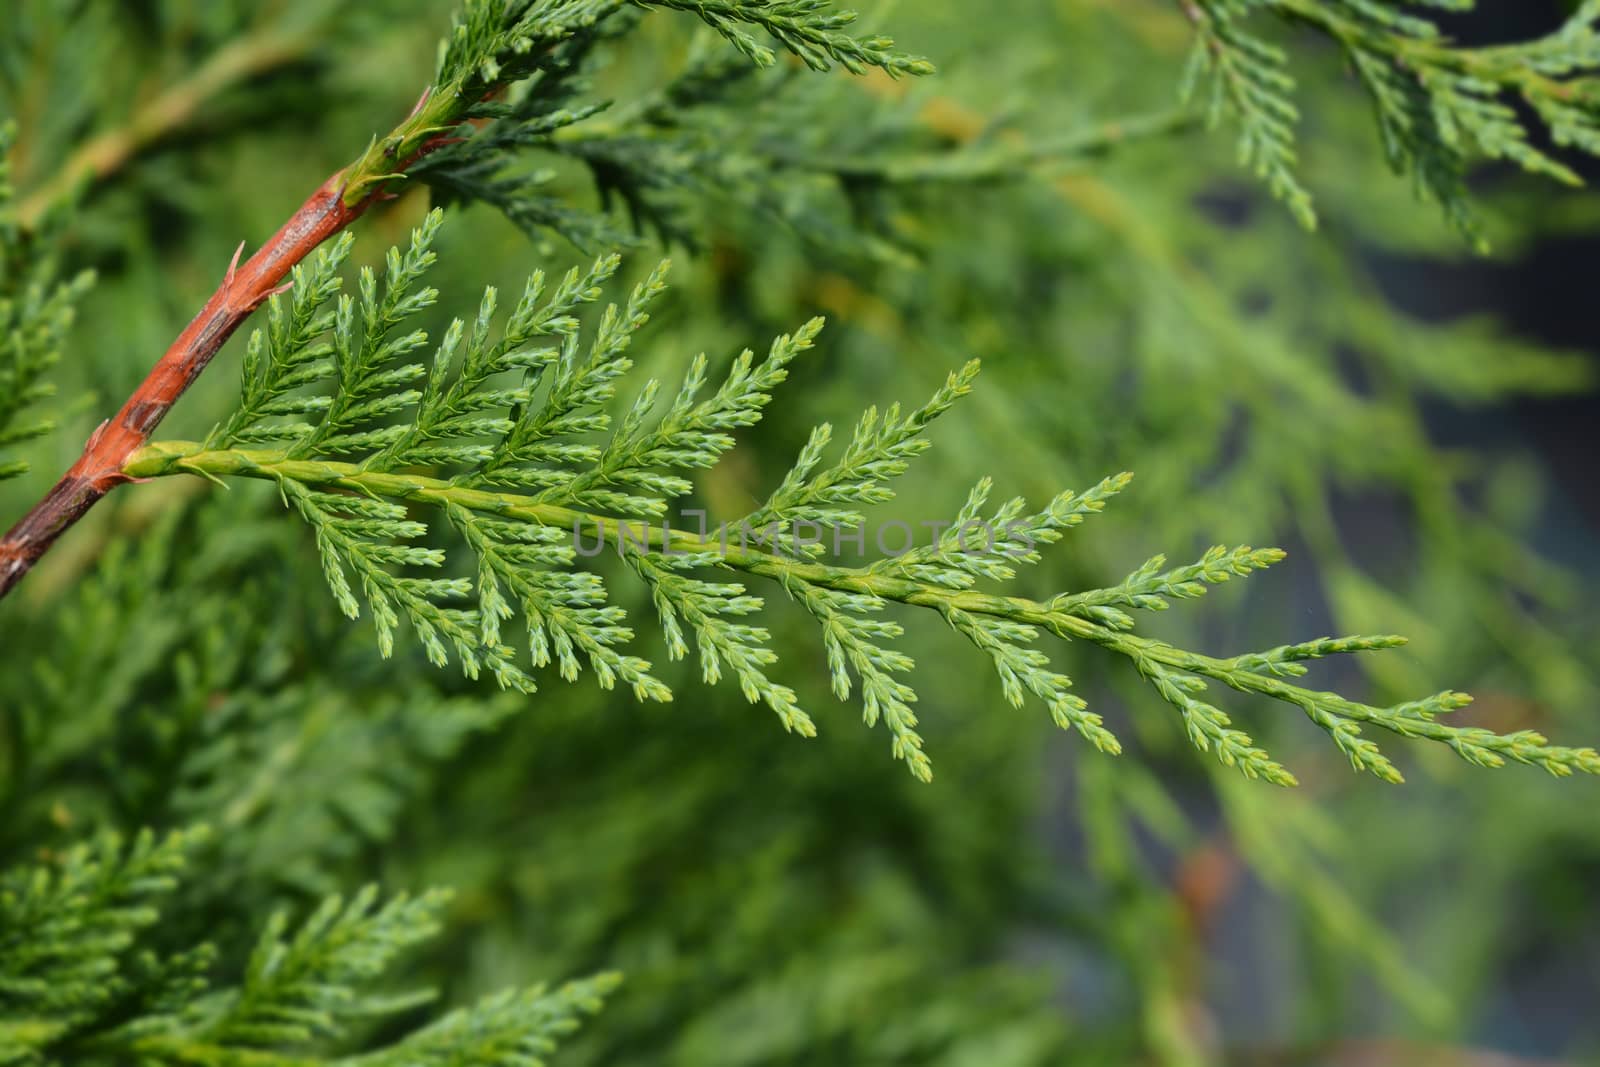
[1377,2,1599,546]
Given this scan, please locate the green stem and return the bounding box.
[1270,0,1586,105]
[125,441,1600,778]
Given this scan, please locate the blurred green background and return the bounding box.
[2,1,1598,1064]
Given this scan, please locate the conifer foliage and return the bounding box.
[1184,0,1600,242]
[0,125,91,482]
[126,210,1600,787]
[0,828,614,1064]
[4,0,1600,1063]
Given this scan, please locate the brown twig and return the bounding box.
[0,173,370,597]
[0,84,463,599]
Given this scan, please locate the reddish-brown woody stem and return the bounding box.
[1,63,503,600]
[0,169,375,597]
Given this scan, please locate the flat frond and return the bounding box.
[1184,0,1600,244]
[0,839,613,1064]
[125,217,1600,785]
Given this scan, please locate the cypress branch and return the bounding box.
[1181,0,1600,244]
[5,3,1600,1058]
[0,0,933,598]
[116,219,1600,785]
[0,832,615,1064]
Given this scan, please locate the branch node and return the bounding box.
[224,240,247,289]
